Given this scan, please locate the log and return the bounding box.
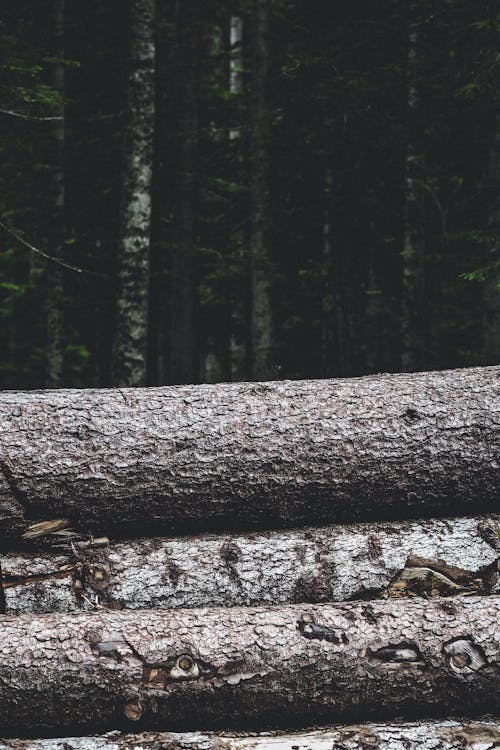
[1,720,500,749]
[0,366,498,542]
[2,515,499,614]
[0,597,499,735]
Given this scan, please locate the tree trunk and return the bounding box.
[483,115,500,363]
[111,0,155,387]
[169,1,198,385]
[2,515,498,614]
[44,0,65,388]
[250,0,274,380]
[0,366,498,543]
[401,23,426,372]
[229,16,243,143]
[2,720,500,750]
[0,598,499,735]
[228,14,249,382]
[320,167,343,377]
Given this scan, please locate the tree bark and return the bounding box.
[229,16,243,144]
[250,0,274,380]
[2,515,498,614]
[0,598,499,735]
[111,0,155,387]
[1,720,500,749]
[0,366,498,543]
[228,14,249,382]
[320,167,343,377]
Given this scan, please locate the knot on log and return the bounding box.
[85,563,111,592]
[170,654,200,680]
[123,702,143,722]
[443,637,487,674]
[402,407,422,422]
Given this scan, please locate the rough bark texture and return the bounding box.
[0,598,500,735]
[2,720,500,749]
[0,366,498,543]
[111,0,155,387]
[2,515,499,614]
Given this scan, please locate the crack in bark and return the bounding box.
[297,613,348,644]
[0,561,6,614]
[385,554,498,599]
[220,540,244,590]
[0,458,27,530]
[1,567,75,589]
[478,522,500,553]
[0,458,25,506]
[368,643,424,663]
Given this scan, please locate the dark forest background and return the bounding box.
[0,0,499,389]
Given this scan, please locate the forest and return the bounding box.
[0,0,499,389]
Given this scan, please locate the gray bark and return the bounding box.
[228,14,249,383]
[111,0,155,386]
[2,515,498,614]
[229,16,243,143]
[0,598,499,735]
[2,720,500,749]
[250,0,274,380]
[0,366,498,543]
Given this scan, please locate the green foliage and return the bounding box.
[1,0,500,387]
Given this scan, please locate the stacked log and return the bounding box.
[0,367,499,746]
[0,598,500,735]
[0,366,498,543]
[1,721,500,750]
[1,515,499,614]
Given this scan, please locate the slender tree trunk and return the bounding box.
[229,15,243,143]
[44,0,65,387]
[0,366,498,543]
[483,116,500,363]
[2,515,498,614]
[250,0,273,380]
[0,598,499,735]
[228,14,250,382]
[1,720,499,750]
[111,0,155,386]
[170,2,198,385]
[320,167,343,376]
[198,22,229,383]
[401,24,426,372]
